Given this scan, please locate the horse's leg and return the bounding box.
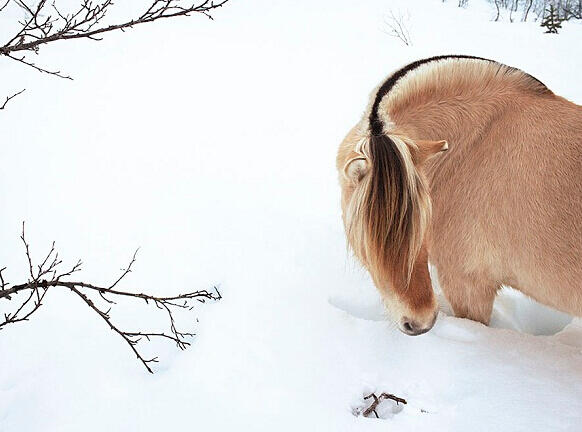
[437,269,499,325]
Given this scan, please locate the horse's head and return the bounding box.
[338,125,448,335]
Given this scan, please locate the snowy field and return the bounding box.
[1,0,582,430]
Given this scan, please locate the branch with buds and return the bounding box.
[0,223,221,373]
[0,0,229,107]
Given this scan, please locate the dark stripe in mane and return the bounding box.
[368,55,550,136]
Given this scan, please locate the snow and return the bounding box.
[1,0,581,430]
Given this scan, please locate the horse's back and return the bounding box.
[429,94,582,315]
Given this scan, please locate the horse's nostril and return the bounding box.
[403,321,414,333]
[400,317,433,336]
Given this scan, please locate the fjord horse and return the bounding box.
[337,55,582,335]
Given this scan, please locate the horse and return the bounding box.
[337,55,582,335]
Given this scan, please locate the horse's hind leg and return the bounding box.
[437,269,499,325]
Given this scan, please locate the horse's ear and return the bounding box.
[343,157,369,183]
[415,139,448,165]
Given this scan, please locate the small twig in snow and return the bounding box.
[362,392,407,418]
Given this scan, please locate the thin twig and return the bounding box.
[383,10,412,46]
[0,0,10,12]
[362,392,407,418]
[0,222,221,373]
[6,54,73,79]
[0,88,25,109]
[0,0,229,80]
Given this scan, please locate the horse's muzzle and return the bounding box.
[399,312,438,336]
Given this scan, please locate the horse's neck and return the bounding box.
[391,88,518,180]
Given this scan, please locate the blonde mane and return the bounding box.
[344,132,431,290]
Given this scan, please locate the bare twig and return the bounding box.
[0,88,25,109]
[0,223,221,373]
[362,392,407,418]
[0,0,229,69]
[5,53,72,79]
[0,0,10,12]
[383,10,413,46]
[0,0,229,105]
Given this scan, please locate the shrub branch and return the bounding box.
[0,223,221,373]
[0,0,229,107]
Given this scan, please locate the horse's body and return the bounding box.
[337,56,582,335]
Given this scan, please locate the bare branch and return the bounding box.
[0,0,230,101]
[383,10,413,47]
[5,53,73,79]
[0,223,221,373]
[0,267,7,291]
[0,0,229,80]
[108,248,138,290]
[0,0,10,12]
[0,88,26,109]
[362,392,407,418]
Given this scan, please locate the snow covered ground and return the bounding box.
[1,0,581,430]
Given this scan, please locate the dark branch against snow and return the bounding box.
[0,88,26,109]
[0,0,229,105]
[0,222,221,373]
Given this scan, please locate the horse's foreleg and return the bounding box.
[437,269,499,325]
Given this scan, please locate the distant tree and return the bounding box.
[493,0,501,21]
[523,0,534,21]
[563,0,582,18]
[451,0,582,26]
[541,4,564,33]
